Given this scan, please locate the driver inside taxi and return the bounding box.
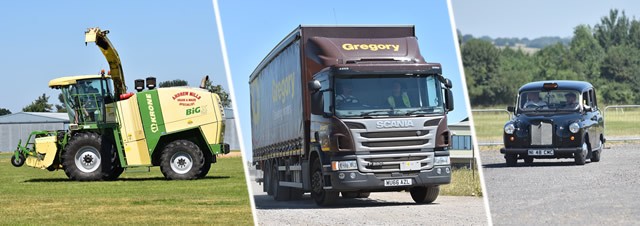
[524,92,547,109]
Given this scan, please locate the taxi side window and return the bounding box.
[582,91,591,108]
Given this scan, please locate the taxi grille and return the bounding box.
[531,122,553,145]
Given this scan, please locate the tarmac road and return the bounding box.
[249,177,487,225]
[481,142,640,225]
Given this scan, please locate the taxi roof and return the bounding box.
[519,80,593,93]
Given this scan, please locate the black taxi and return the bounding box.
[501,81,604,166]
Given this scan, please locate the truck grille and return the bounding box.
[531,122,553,145]
[357,152,434,173]
[361,130,429,138]
[362,139,429,148]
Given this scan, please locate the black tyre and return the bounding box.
[62,132,115,181]
[198,151,213,179]
[575,141,587,165]
[591,140,602,162]
[410,186,440,204]
[524,157,534,164]
[159,140,205,180]
[101,133,123,181]
[357,192,371,198]
[505,154,517,167]
[264,163,273,195]
[310,159,338,206]
[341,192,359,199]
[273,163,291,201]
[11,153,25,167]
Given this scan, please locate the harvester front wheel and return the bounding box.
[11,153,25,167]
[160,140,205,180]
[62,132,110,181]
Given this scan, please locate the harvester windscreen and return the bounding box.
[334,75,444,117]
[63,78,108,124]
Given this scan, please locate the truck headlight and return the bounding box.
[504,123,516,134]
[331,160,357,171]
[569,122,580,133]
[434,156,450,166]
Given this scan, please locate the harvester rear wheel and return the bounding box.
[11,153,25,167]
[160,140,205,180]
[62,132,114,181]
[197,150,213,179]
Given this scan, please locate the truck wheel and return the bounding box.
[11,153,25,167]
[341,192,359,199]
[62,132,112,181]
[357,192,371,198]
[410,186,440,204]
[160,140,205,180]
[198,151,213,179]
[505,154,517,167]
[591,140,602,162]
[272,163,291,201]
[310,160,338,205]
[524,157,534,164]
[264,163,273,195]
[575,141,587,165]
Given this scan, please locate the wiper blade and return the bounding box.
[405,107,435,115]
[360,109,395,116]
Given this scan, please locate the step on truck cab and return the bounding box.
[250,25,455,205]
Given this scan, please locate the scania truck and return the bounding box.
[250,25,455,205]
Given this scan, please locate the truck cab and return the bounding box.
[501,81,604,166]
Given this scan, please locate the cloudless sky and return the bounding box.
[219,0,468,161]
[0,1,227,113]
[452,0,640,38]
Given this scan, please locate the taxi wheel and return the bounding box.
[591,140,602,162]
[575,141,588,165]
[505,154,517,167]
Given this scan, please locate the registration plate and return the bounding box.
[528,149,554,156]
[384,179,412,187]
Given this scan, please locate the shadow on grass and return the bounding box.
[23,175,230,183]
[254,194,439,210]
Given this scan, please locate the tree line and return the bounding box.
[0,79,231,116]
[462,9,640,106]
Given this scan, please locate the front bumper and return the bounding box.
[324,165,451,192]
[500,147,581,158]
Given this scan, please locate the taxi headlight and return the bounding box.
[504,123,516,134]
[569,122,580,134]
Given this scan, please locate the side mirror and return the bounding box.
[445,89,454,112]
[308,80,321,92]
[444,78,453,89]
[310,92,324,115]
[507,106,515,113]
[583,105,591,112]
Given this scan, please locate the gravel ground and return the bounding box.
[250,179,487,225]
[481,142,640,225]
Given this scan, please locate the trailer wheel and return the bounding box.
[505,154,517,167]
[310,159,338,205]
[264,162,273,195]
[11,153,25,167]
[272,163,291,201]
[160,140,204,180]
[410,186,440,204]
[62,132,111,181]
[575,141,587,165]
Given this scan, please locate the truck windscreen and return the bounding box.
[334,75,444,117]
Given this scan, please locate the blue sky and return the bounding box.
[218,0,468,160]
[0,1,228,113]
[452,0,640,38]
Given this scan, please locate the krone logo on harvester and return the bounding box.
[146,94,159,133]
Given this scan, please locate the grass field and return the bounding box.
[440,166,483,197]
[0,153,253,225]
[471,106,640,142]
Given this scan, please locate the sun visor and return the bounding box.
[306,37,425,66]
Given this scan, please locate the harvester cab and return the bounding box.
[12,27,230,181]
